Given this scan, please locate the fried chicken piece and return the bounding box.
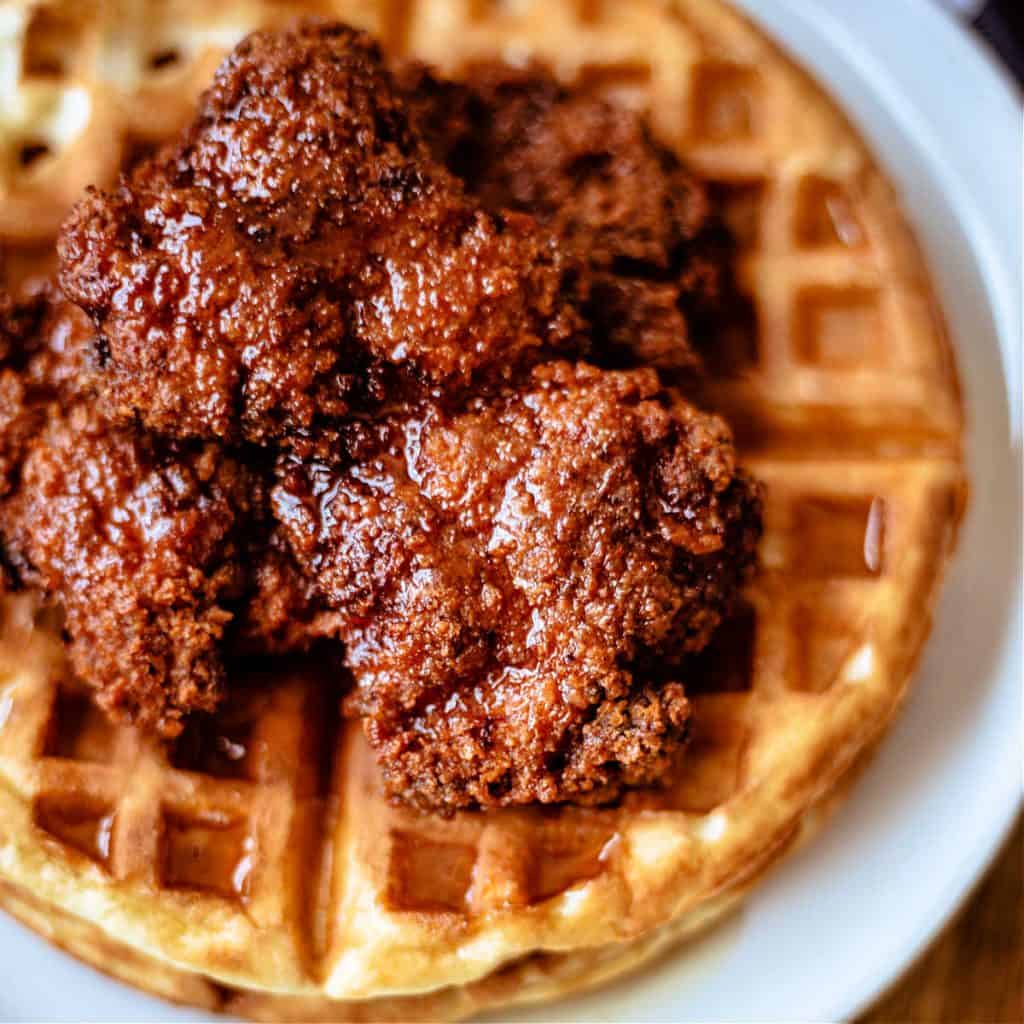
[0,285,263,735]
[0,283,95,497]
[59,23,581,455]
[0,281,342,732]
[1,402,256,736]
[399,62,730,371]
[25,32,760,810]
[274,362,761,811]
[236,528,345,656]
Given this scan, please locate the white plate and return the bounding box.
[1,1,1020,1020]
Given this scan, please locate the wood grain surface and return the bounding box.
[862,816,1022,1023]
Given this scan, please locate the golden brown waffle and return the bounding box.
[0,865,748,1021]
[0,677,882,1023]
[0,0,966,1018]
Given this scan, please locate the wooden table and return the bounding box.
[862,816,1022,1023]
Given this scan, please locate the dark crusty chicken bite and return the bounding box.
[0,286,260,736]
[236,527,346,657]
[398,61,730,373]
[3,408,255,737]
[273,362,761,811]
[58,22,582,456]
[0,283,95,498]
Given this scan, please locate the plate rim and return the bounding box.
[729,0,1022,1018]
[0,2,1019,1021]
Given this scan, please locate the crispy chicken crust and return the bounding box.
[0,289,257,735]
[274,362,760,810]
[399,61,730,372]
[59,23,581,456]
[14,22,764,806]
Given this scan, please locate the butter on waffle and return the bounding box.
[0,0,965,1018]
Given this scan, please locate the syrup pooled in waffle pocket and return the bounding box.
[0,0,964,1019]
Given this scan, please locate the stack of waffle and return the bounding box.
[0,1,965,1019]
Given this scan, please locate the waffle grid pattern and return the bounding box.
[0,0,965,1016]
[0,620,337,989]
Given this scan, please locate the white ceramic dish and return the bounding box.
[0,1,1020,1020]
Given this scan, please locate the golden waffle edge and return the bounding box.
[0,0,966,1017]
